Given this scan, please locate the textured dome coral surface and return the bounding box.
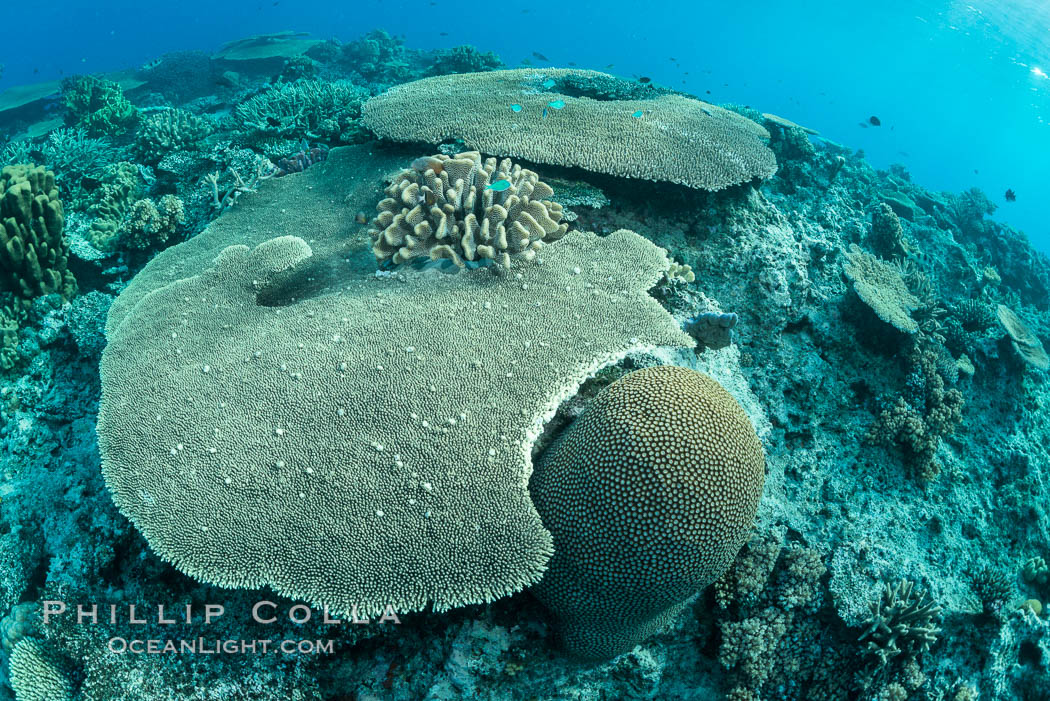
[97,144,693,618]
[530,365,766,659]
[361,68,777,191]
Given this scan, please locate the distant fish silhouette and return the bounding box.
[568,61,577,66]
[858,122,869,128]
[606,63,614,69]
[542,107,548,119]
[639,76,651,84]
[1005,188,1017,202]
[869,115,881,126]
[440,32,448,36]
[533,52,549,61]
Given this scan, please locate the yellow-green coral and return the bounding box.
[122,196,185,250]
[61,75,138,137]
[0,165,77,303]
[86,163,145,250]
[0,304,19,371]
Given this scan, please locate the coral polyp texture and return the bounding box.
[369,151,569,268]
[361,68,777,191]
[9,638,75,701]
[97,145,693,619]
[0,165,77,303]
[529,365,765,659]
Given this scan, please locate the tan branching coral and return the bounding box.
[867,347,963,483]
[361,69,776,191]
[369,152,569,269]
[713,536,833,699]
[843,244,919,334]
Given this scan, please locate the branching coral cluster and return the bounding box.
[867,346,964,482]
[369,151,569,269]
[858,579,942,667]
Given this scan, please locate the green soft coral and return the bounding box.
[61,75,139,137]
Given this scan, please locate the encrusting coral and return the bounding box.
[996,303,1049,371]
[361,68,777,191]
[529,365,765,659]
[369,151,570,269]
[843,243,920,334]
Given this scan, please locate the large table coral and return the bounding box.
[98,144,693,619]
[361,68,777,191]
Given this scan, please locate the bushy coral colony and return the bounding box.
[0,27,1048,701]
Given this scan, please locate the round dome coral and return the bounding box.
[529,365,766,659]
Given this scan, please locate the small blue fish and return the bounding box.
[548,99,565,110]
[542,107,548,119]
[487,179,512,192]
[632,110,644,118]
[510,103,522,112]
[541,78,555,88]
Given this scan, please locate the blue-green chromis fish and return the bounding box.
[487,179,512,192]
[548,99,565,109]
[510,103,523,112]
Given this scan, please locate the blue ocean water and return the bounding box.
[2,0,1047,252]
